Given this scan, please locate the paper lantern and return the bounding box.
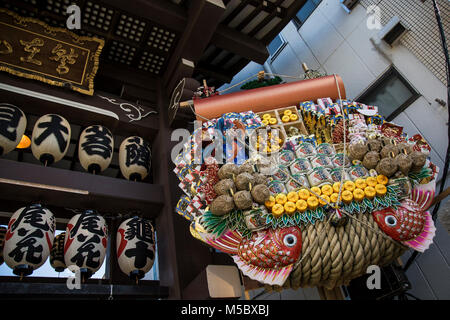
[3,204,55,276]
[78,125,114,173]
[119,136,151,181]
[50,232,66,272]
[31,114,71,165]
[0,226,6,266]
[64,210,108,279]
[0,103,27,156]
[116,217,156,280]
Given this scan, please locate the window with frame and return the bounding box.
[293,0,323,29]
[267,34,286,60]
[357,66,420,121]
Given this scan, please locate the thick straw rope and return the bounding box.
[263,214,407,292]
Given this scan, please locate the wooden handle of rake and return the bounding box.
[431,186,450,207]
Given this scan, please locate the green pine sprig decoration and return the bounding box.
[240,76,283,90]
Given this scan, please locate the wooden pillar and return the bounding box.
[164,0,226,92]
[152,78,182,299]
[105,217,132,285]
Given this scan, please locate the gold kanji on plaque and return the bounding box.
[20,38,44,65]
[0,40,12,54]
[50,43,78,75]
[0,9,104,95]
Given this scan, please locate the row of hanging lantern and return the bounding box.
[0,205,156,282]
[0,104,152,181]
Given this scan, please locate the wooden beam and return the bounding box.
[236,3,265,31]
[105,0,187,33]
[98,61,158,91]
[199,56,250,89]
[212,25,269,64]
[152,78,182,299]
[166,58,196,97]
[202,46,224,66]
[0,73,159,140]
[164,0,226,89]
[221,0,251,26]
[251,0,285,17]
[0,159,165,216]
[0,278,169,299]
[195,63,234,84]
[97,0,269,67]
[236,1,286,31]
[223,0,285,27]
[120,84,157,104]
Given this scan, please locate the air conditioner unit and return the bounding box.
[340,0,359,13]
[378,16,408,46]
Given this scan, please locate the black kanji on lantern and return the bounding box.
[70,234,101,269]
[10,205,50,233]
[69,213,105,238]
[125,137,151,171]
[124,218,154,244]
[81,125,112,159]
[8,228,44,264]
[124,241,154,269]
[0,105,22,142]
[34,115,69,152]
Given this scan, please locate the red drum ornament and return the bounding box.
[0,104,27,156]
[116,217,156,281]
[64,210,108,279]
[78,125,114,173]
[119,136,151,181]
[3,204,55,276]
[31,114,71,165]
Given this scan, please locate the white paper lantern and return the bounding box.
[78,125,114,173]
[50,232,66,272]
[117,217,156,280]
[0,104,27,156]
[64,210,108,279]
[119,136,151,181]
[3,204,55,276]
[31,114,71,165]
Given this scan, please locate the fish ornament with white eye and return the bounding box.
[196,224,302,286]
[372,181,436,252]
